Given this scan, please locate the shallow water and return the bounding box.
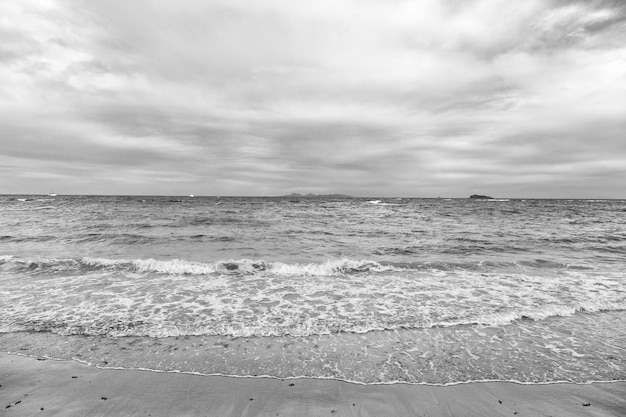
[1,195,625,384]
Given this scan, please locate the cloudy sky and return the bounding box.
[1,0,625,197]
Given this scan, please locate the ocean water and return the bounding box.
[1,195,625,385]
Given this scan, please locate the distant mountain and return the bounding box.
[282,193,352,198]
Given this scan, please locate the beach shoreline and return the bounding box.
[2,352,625,416]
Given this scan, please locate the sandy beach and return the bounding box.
[1,352,625,417]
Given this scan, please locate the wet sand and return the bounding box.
[2,352,625,416]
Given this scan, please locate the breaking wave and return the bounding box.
[0,254,597,277]
[1,255,399,276]
[2,299,625,339]
[1,255,625,339]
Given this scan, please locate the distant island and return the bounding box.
[469,194,494,199]
[282,193,352,198]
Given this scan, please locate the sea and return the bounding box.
[1,195,625,385]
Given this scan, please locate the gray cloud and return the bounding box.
[1,0,625,197]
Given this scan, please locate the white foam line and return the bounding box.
[3,350,625,388]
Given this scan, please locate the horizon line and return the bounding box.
[2,193,625,201]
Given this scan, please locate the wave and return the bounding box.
[3,300,625,339]
[0,235,59,243]
[0,254,598,277]
[459,302,626,328]
[2,253,625,339]
[366,200,401,206]
[81,257,403,276]
[4,205,56,211]
[75,233,158,245]
[0,255,395,276]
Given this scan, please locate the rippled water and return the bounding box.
[1,195,625,384]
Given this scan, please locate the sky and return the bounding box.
[1,0,625,198]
